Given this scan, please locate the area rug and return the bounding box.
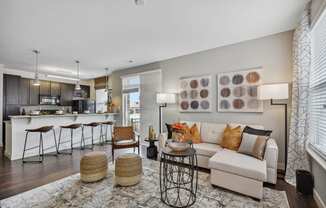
[0,159,289,208]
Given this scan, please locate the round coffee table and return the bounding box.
[159,147,198,208]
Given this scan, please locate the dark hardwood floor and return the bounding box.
[0,146,318,208]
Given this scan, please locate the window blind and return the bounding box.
[309,8,326,156]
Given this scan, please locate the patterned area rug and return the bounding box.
[0,159,289,208]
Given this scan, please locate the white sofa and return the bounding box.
[167,121,278,199]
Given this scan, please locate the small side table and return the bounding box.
[144,138,158,160]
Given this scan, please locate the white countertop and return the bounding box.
[9,113,118,119]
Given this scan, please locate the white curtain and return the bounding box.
[285,3,311,185]
[139,70,162,142]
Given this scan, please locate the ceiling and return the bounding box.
[0,0,307,79]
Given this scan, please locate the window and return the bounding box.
[309,8,326,157]
[122,75,140,132]
[96,89,108,113]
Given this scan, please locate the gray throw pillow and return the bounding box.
[238,132,268,160]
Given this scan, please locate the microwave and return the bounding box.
[39,95,60,105]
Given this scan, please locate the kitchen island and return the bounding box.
[4,113,117,160]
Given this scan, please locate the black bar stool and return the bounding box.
[82,122,100,149]
[99,121,114,145]
[22,125,58,163]
[57,123,83,154]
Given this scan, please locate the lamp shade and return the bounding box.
[257,83,289,100]
[156,93,176,104]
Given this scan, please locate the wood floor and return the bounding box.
[0,146,318,208]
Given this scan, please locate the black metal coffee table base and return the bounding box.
[160,148,198,208]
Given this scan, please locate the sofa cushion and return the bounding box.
[193,143,223,157]
[229,123,264,130]
[208,149,267,181]
[200,123,226,144]
[180,121,201,134]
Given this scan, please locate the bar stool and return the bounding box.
[57,123,83,154]
[22,125,58,163]
[82,122,101,149]
[99,121,114,145]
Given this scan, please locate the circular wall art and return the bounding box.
[200,100,210,110]
[200,78,210,87]
[190,100,199,109]
[221,88,231,97]
[180,91,188,99]
[200,89,209,98]
[180,101,189,110]
[247,99,259,109]
[233,99,245,109]
[217,69,263,112]
[232,74,244,85]
[247,86,258,97]
[180,80,188,89]
[233,86,246,97]
[190,90,198,99]
[190,80,198,89]
[246,72,260,83]
[220,100,230,109]
[219,76,230,85]
[179,75,212,112]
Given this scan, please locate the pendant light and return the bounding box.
[105,67,110,92]
[32,50,40,86]
[75,60,81,90]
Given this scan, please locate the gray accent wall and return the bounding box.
[111,31,293,168]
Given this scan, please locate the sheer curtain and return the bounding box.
[285,3,311,185]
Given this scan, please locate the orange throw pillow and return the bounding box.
[221,124,242,151]
[190,124,201,144]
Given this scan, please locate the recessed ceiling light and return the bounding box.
[128,60,134,63]
[134,0,144,6]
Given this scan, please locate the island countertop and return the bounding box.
[5,113,117,160]
[9,113,118,119]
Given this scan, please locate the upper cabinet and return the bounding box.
[4,74,20,105]
[39,80,51,95]
[60,83,75,106]
[19,78,30,105]
[50,82,60,97]
[29,80,40,105]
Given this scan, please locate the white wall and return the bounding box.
[111,31,293,168]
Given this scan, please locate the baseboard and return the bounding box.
[314,189,326,208]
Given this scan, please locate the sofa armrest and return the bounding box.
[264,138,278,184]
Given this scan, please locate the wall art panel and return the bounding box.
[217,68,263,112]
[179,75,212,112]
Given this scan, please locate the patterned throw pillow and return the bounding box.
[238,133,268,160]
[220,124,242,151]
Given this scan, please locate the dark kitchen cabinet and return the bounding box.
[39,80,51,95]
[50,82,60,97]
[19,78,30,105]
[5,105,20,120]
[29,80,40,105]
[60,83,75,106]
[4,74,20,105]
[81,85,90,98]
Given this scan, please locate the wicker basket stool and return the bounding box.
[80,151,108,183]
[115,153,142,186]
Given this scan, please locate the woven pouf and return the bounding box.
[80,151,108,183]
[115,153,142,186]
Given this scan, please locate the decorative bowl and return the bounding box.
[167,141,190,152]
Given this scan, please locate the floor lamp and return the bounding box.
[258,83,289,170]
[156,93,176,133]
